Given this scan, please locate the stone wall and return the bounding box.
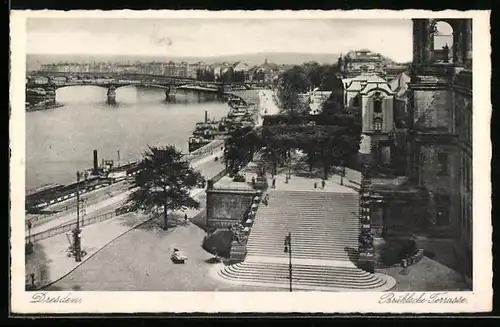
[417,143,461,235]
[205,189,258,230]
[413,89,453,132]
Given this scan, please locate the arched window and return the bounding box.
[373,99,382,113]
[373,117,383,132]
[432,21,454,64]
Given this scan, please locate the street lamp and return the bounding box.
[340,160,345,186]
[27,221,32,244]
[73,171,82,262]
[26,220,33,255]
[283,232,292,292]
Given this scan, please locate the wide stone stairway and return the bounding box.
[216,190,395,291]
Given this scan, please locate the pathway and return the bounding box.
[25,151,225,289]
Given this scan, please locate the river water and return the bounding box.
[26,86,233,190]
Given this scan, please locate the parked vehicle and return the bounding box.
[171,248,188,264]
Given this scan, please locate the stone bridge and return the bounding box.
[26,72,254,105]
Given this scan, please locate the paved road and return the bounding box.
[258,90,281,117]
[47,211,284,292]
[29,151,225,236]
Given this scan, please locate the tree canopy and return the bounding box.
[127,145,203,229]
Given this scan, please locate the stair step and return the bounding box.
[228,264,370,278]
[218,270,386,289]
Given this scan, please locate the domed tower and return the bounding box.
[337,54,345,74]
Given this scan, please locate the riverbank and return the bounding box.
[26,103,64,112]
[25,150,224,290]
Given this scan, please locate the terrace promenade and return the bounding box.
[25,148,225,289]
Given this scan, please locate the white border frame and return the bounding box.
[10,10,492,314]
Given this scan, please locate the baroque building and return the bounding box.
[366,18,472,286]
[339,49,385,77]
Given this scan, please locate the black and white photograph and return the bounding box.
[10,10,491,313]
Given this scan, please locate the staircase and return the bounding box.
[247,190,360,262]
[217,261,392,291]
[217,190,395,291]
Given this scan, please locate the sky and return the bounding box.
[26,18,413,62]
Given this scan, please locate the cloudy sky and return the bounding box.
[27,18,413,62]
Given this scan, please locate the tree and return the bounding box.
[277,65,310,112]
[319,64,341,91]
[224,126,262,173]
[127,145,203,230]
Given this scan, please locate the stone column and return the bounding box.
[453,20,464,66]
[107,86,116,105]
[422,20,433,64]
[464,19,473,69]
[412,19,424,64]
[358,164,375,273]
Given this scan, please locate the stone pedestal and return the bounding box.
[358,253,375,273]
[107,87,116,105]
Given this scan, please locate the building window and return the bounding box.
[432,21,454,64]
[374,99,382,113]
[373,118,382,132]
[437,152,449,176]
[435,195,450,226]
[352,96,360,107]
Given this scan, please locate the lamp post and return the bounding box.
[27,221,32,244]
[73,171,82,262]
[283,232,292,292]
[340,160,345,186]
[26,220,33,254]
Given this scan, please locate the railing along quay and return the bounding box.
[25,138,225,228]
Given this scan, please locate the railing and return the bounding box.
[26,181,116,227]
[208,185,256,192]
[207,168,228,186]
[184,139,224,162]
[26,208,120,243]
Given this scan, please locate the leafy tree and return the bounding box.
[220,67,235,83]
[202,229,233,258]
[224,126,262,173]
[127,145,203,230]
[319,64,342,91]
[196,69,215,82]
[253,70,266,82]
[303,61,323,88]
[233,71,246,83]
[277,65,310,112]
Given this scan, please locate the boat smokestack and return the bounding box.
[93,150,98,172]
[205,110,208,124]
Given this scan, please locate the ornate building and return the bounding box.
[407,18,472,280]
[366,18,472,285]
[339,49,386,77]
[340,74,396,166]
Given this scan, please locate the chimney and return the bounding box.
[93,150,98,171]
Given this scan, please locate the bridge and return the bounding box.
[26,72,252,93]
[26,71,255,105]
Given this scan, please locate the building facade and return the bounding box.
[339,49,386,77]
[408,18,472,270]
[367,18,473,284]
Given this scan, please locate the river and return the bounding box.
[26,85,235,190]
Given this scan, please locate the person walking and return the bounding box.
[184,214,188,222]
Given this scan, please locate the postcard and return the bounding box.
[10,9,492,314]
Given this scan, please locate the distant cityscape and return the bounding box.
[33,49,410,85]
